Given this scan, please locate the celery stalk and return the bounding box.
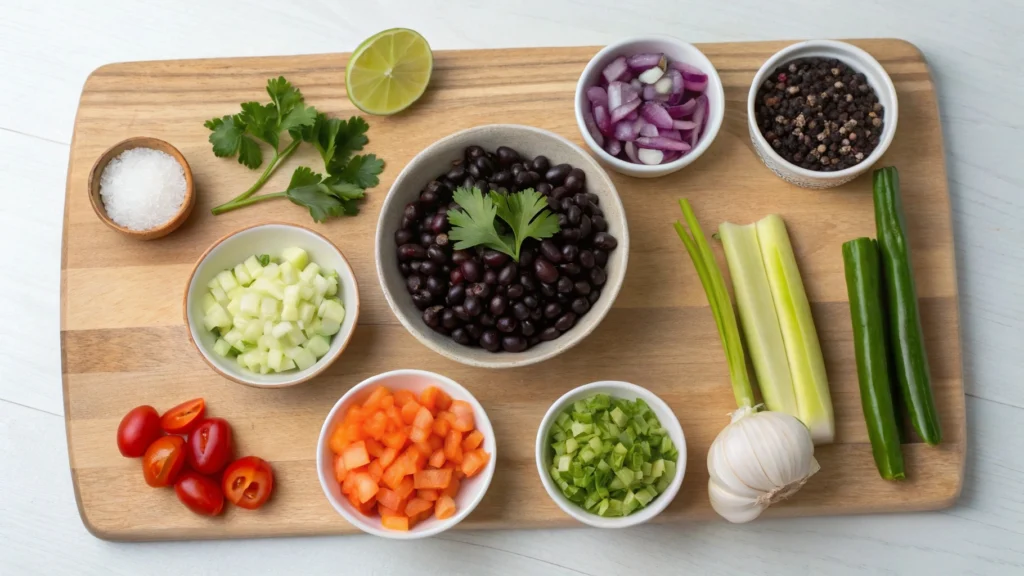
[755,215,835,444]
[719,222,799,417]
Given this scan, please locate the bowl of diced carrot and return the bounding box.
[316,369,496,539]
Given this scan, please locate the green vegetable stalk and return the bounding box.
[842,238,905,480]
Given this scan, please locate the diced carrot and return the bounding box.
[450,400,475,432]
[395,476,415,499]
[381,430,408,451]
[441,475,461,498]
[342,440,371,470]
[462,449,491,478]
[401,401,423,425]
[394,389,417,407]
[429,449,446,468]
[381,464,406,491]
[379,446,398,469]
[379,504,402,518]
[333,453,349,482]
[400,446,428,471]
[462,430,484,452]
[345,490,363,511]
[432,416,451,437]
[362,411,388,440]
[385,405,404,429]
[413,440,434,458]
[405,497,434,518]
[368,459,384,482]
[409,509,433,527]
[413,406,435,431]
[363,386,392,413]
[409,425,430,443]
[434,389,453,411]
[437,410,456,426]
[419,386,439,411]
[341,465,365,494]
[353,472,379,503]
[358,494,376,515]
[444,429,464,464]
[381,515,409,531]
[365,437,384,458]
[376,487,407,512]
[381,394,395,410]
[330,422,362,454]
[428,433,444,451]
[417,488,440,502]
[435,495,456,520]
[414,468,453,490]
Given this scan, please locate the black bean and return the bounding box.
[557,213,569,228]
[399,262,412,276]
[588,288,601,304]
[496,146,520,167]
[579,215,592,239]
[442,308,459,330]
[398,244,426,261]
[501,335,528,352]
[447,284,466,305]
[434,233,449,247]
[492,170,512,186]
[590,267,607,286]
[540,282,557,298]
[564,171,584,191]
[544,302,562,318]
[493,262,515,285]
[419,260,439,276]
[540,326,560,341]
[519,247,536,267]
[511,163,524,177]
[468,282,491,300]
[578,250,595,269]
[512,301,530,320]
[395,229,413,245]
[560,228,581,244]
[404,202,420,221]
[560,263,581,277]
[483,269,498,285]
[522,294,539,309]
[507,284,525,300]
[450,268,464,285]
[551,186,571,201]
[496,316,518,333]
[530,307,543,321]
[422,305,443,327]
[481,250,508,269]
[531,155,550,173]
[412,290,434,310]
[461,175,476,190]
[410,261,423,273]
[425,180,447,197]
[430,213,449,234]
[495,285,507,297]
[427,244,447,264]
[555,312,577,332]
[468,162,482,179]
[521,319,537,337]
[539,240,562,264]
[453,305,471,322]
[557,277,574,293]
[451,328,472,345]
[520,274,537,292]
[446,164,466,181]
[479,313,495,327]
[571,297,590,315]
[426,276,447,297]
[586,192,599,205]
[465,323,483,340]
[465,145,485,160]
[574,280,592,296]
[567,205,582,226]
[463,295,482,317]
[557,292,572,304]
[406,275,425,294]
[593,232,618,251]
[460,260,482,283]
[536,182,552,196]
[560,197,574,213]
[515,170,535,187]
[592,215,608,232]
[452,250,471,265]
[545,164,571,186]
[534,258,559,284]
[594,249,608,267]
[559,244,579,263]
[489,296,508,316]
[480,329,501,352]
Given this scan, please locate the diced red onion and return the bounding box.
[635,136,691,152]
[673,119,697,130]
[623,83,640,104]
[667,69,684,95]
[584,110,605,146]
[661,150,682,163]
[614,120,638,141]
[629,78,642,90]
[666,99,697,118]
[586,86,608,108]
[690,95,708,148]
[605,137,622,157]
[637,66,665,85]
[670,60,706,78]
[627,53,664,70]
[607,81,625,110]
[624,140,640,163]
[594,104,612,135]
[609,98,641,124]
[637,148,665,165]
[625,110,639,121]
[660,129,683,141]
[641,102,674,129]
[639,123,659,138]
[603,56,629,84]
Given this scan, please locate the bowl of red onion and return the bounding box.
[575,36,724,178]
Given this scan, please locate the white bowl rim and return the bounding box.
[746,39,899,180]
[183,222,360,388]
[534,380,687,528]
[315,369,497,539]
[574,35,726,174]
[374,123,629,369]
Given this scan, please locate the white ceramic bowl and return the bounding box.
[184,223,359,388]
[535,380,686,528]
[575,36,725,179]
[316,369,496,539]
[376,124,629,369]
[747,40,899,189]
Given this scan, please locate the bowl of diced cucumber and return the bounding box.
[185,223,359,387]
[535,380,686,528]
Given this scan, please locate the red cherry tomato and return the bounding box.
[160,398,206,435]
[175,471,225,516]
[187,418,233,475]
[222,456,275,510]
[142,436,186,487]
[117,405,162,458]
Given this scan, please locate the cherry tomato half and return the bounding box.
[187,418,233,475]
[160,398,206,435]
[117,405,162,458]
[142,435,186,487]
[175,471,225,516]
[223,456,275,510]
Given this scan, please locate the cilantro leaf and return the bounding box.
[288,186,345,223]
[282,167,365,223]
[299,114,342,166]
[239,101,279,149]
[279,103,318,135]
[327,116,370,173]
[266,76,303,118]
[322,176,366,201]
[336,154,385,188]
[447,188,515,255]
[257,254,271,266]
[237,137,264,169]
[490,188,561,255]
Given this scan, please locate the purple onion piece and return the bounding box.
[585,110,605,146]
[639,123,659,138]
[605,137,622,157]
[622,83,641,103]
[667,69,684,94]
[629,78,642,90]
[624,141,640,163]
[684,75,708,93]
[624,110,639,121]
[690,95,708,148]
[603,56,629,84]
[614,120,638,142]
[594,104,612,135]
[666,99,697,118]
[607,81,625,110]
[610,99,642,124]
[660,129,683,141]
[673,119,697,130]
[586,86,608,108]
[669,60,705,77]
[627,53,664,70]
[641,101,674,129]
[635,136,692,152]
[661,150,682,163]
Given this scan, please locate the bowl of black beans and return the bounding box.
[375,124,628,368]
[748,40,898,189]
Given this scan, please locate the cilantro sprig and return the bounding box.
[205,77,385,222]
[447,187,560,261]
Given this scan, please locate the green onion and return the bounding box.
[547,393,678,517]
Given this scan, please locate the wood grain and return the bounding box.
[61,39,965,541]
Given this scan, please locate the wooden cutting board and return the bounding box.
[61,39,965,541]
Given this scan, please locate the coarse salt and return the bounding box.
[99,147,186,231]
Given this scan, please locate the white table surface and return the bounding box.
[2,0,1022,574]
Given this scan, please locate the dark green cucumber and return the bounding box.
[873,167,942,445]
[843,238,905,479]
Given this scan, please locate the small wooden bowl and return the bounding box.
[88,136,195,240]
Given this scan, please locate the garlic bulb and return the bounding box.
[707,406,820,523]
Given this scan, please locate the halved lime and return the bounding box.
[346,28,433,116]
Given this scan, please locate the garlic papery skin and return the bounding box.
[707,406,820,523]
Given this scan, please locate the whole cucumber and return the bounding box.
[873,167,942,445]
[843,238,905,479]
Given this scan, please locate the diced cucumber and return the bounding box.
[242,321,263,343]
[262,262,279,279]
[281,302,299,322]
[304,335,331,358]
[298,302,315,325]
[243,255,264,278]
[319,317,341,336]
[283,284,301,307]
[268,348,285,371]
[226,297,242,316]
[233,263,253,287]
[300,262,320,283]
[312,274,329,297]
[232,315,249,330]
[240,292,261,317]
[279,261,298,284]
[259,297,278,319]
[304,318,321,339]
[211,285,228,304]
[299,284,314,301]
[271,321,293,339]
[291,347,316,370]
[326,276,338,297]
[213,338,232,357]
[203,304,232,332]
[202,293,218,313]
[282,247,309,270]
[258,334,282,351]
[216,270,238,292]
[286,328,307,347]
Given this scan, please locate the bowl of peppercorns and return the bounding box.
[375,124,628,369]
[748,40,898,189]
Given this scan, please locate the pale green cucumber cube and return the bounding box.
[242,321,263,343]
[280,358,296,371]
[243,255,264,278]
[304,335,331,358]
[298,302,315,325]
[231,315,249,330]
[319,317,341,336]
[207,277,220,291]
[281,302,299,322]
[267,349,285,371]
[204,304,232,332]
[283,284,301,307]
[233,264,253,286]
[283,346,304,360]
[299,284,314,301]
[226,297,242,317]
[271,322,293,339]
[304,318,321,339]
[281,247,309,271]
[300,262,321,283]
[216,270,238,292]
[287,328,308,347]
[262,262,280,280]
[312,274,329,297]
[321,299,345,324]
[211,285,228,304]
[279,261,298,285]
[260,297,278,319]
[240,292,261,316]
[263,320,275,337]
[325,276,339,297]
[213,338,232,357]
[202,293,218,313]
